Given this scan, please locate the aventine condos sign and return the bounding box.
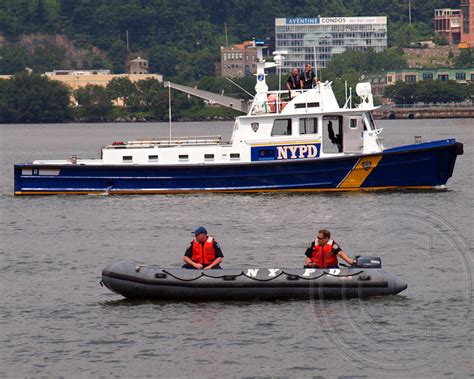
[281,17,386,25]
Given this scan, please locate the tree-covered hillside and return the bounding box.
[0,0,461,78]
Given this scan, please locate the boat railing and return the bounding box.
[105,135,223,149]
[249,88,317,115]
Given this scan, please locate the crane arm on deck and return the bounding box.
[165,81,249,114]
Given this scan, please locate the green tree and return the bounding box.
[331,69,363,106]
[29,45,66,72]
[87,53,113,70]
[384,82,416,104]
[385,80,470,104]
[0,46,28,74]
[74,84,113,121]
[433,34,449,46]
[454,49,474,68]
[0,72,71,123]
[106,77,137,108]
[136,78,168,118]
[107,39,128,73]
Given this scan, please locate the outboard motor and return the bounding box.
[354,256,382,269]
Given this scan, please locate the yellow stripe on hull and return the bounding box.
[15,186,438,196]
[337,155,383,189]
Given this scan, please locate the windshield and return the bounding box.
[363,112,377,132]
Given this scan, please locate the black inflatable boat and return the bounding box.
[101,256,407,301]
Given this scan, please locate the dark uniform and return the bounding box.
[287,73,299,90]
[300,70,316,89]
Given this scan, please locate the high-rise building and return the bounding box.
[460,0,474,48]
[275,16,387,73]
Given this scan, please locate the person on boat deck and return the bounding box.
[328,121,343,152]
[183,226,223,269]
[304,229,354,269]
[299,63,317,89]
[286,68,300,97]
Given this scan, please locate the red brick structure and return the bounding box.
[460,0,474,47]
[220,41,257,78]
[434,8,461,44]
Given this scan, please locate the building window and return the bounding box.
[405,75,417,83]
[461,3,470,34]
[271,119,292,136]
[438,74,449,81]
[471,73,474,81]
[387,76,393,83]
[300,118,318,134]
[455,72,466,80]
[422,73,433,81]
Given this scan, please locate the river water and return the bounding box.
[0,119,473,378]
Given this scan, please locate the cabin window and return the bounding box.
[179,154,189,161]
[204,154,214,161]
[364,112,376,131]
[294,102,320,109]
[350,119,358,129]
[299,118,318,135]
[271,119,291,136]
[148,155,158,162]
[230,153,240,160]
[122,156,133,163]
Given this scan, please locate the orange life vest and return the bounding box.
[311,239,339,268]
[191,237,216,265]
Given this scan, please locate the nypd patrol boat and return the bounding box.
[14,44,463,195]
[101,257,407,301]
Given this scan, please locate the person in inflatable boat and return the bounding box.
[183,226,223,269]
[304,229,355,269]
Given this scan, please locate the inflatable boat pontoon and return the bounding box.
[101,257,407,301]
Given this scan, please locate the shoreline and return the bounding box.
[2,116,473,124]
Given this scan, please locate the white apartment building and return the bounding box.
[275,16,387,73]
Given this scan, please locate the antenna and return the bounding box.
[225,22,228,46]
[167,81,172,141]
[408,0,412,25]
[345,80,348,108]
[313,45,317,80]
[273,50,287,113]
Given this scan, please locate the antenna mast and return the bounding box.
[225,22,228,46]
[168,82,172,142]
